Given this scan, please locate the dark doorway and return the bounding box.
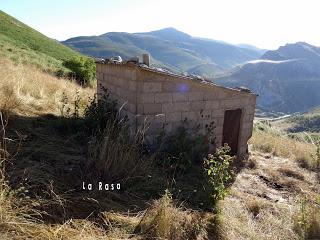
[222,109,242,155]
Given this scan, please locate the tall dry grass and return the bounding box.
[250,122,317,169]
[218,195,299,240]
[0,57,214,239]
[135,190,210,239]
[0,58,94,116]
[87,118,151,182]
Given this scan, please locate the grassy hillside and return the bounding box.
[0,58,93,116]
[0,10,81,73]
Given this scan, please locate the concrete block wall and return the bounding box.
[96,63,138,122]
[96,62,257,156]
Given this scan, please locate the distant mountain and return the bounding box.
[237,44,267,55]
[62,27,263,77]
[215,42,320,113]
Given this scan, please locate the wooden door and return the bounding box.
[222,109,242,155]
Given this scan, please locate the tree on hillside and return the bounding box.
[63,56,96,86]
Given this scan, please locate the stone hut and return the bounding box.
[96,56,257,157]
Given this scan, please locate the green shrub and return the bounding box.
[203,145,234,205]
[55,68,71,78]
[63,56,96,86]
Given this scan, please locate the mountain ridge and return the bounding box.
[215,42,320,113]
[62,28,264,77]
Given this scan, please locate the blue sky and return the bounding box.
[1,0,320,49]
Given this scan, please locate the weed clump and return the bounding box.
[293,195,320,240]
[136,190,205,240]
[203,145,234,206]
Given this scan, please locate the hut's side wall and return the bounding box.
[97,63,256,156]
[96,63,138,123]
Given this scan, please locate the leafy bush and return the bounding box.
[63,56,96,86]
[203,145,234,205]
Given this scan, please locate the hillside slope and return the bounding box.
[0,10,82,73]
[62,28,263,77]
[220,151,320,240]
[272,107,320,139]
[0,10,79,60]
[215,42,320,113]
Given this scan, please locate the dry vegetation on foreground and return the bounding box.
[250,121,319,170]
[0,58,319,240]
[219,151,320,240]
[0,58,216,239]
[0,58,93,116]
[218,122,320,240]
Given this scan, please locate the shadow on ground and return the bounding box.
[5,112,217,229]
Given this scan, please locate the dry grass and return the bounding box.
[87,117,151,182]
[293,196,320,239]
[219,195,298,240]
[137,191,208,240]
[101,192,214,240]
[0,56,216,239]
[250,123,317,169]
[278,167,305,181]
[0,183,212,239]
[0,113,213,239]
[0,58,94,116]
[0,109,114,240]
[218,151,320,240]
